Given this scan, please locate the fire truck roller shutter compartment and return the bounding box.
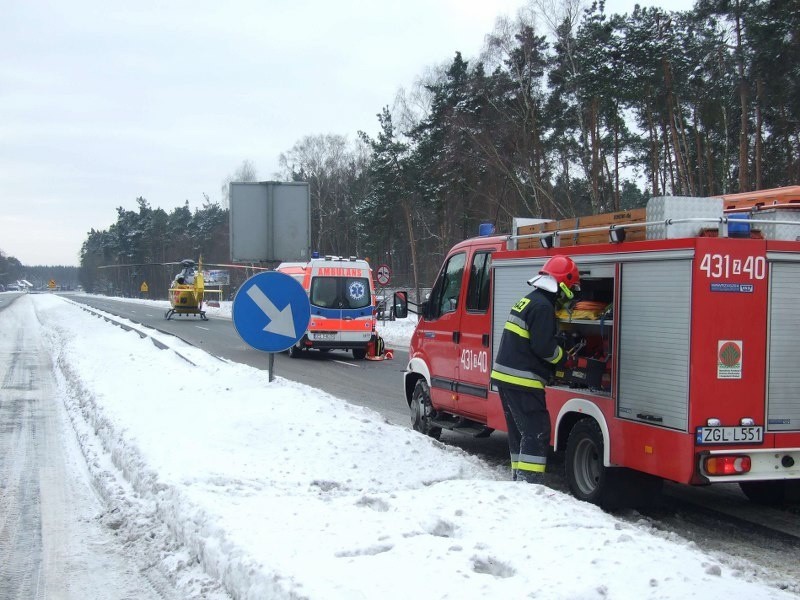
[767,257,800,432]
[491,256,617,390]
[617,258,692,431]
[491,259,548,383]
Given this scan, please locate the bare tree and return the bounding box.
[278,135,364,255]
[220,160,259,209]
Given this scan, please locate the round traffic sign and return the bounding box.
[232,271,311,353]
[376,264,391,286]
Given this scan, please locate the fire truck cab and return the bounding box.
[277,256,377,359]
[397,187,800,508]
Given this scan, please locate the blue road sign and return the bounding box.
[232,271,311,353]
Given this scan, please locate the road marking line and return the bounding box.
[333,360,358,367]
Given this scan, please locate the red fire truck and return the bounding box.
[395,187,800,508]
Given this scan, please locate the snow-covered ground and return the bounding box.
[7,293,799,599]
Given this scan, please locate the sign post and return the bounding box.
[375,265,392,321]
[232,271,311,382]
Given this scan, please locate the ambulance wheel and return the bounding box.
[566,419,609,507]
[288,344,302,358]
[352,348,367,360]
[411,380,441,440]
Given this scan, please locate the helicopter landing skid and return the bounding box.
[164,308,208,321]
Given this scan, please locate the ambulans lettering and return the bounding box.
[318,267,364,277]
[460,349,488,373]
[699,253,766,280]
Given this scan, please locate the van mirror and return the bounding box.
[393,291,408,319]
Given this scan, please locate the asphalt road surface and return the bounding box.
[64,294,512,463]
[66,294,412,424]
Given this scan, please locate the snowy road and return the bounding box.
[0,297,181,599]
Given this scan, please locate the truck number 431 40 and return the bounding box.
[699,253,766,280]
[460,349,488,373]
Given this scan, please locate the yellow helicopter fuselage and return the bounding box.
[165,270,207,320]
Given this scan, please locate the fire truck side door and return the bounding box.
[455,249,494,418]
[422,251,467,411]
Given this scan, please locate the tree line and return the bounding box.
[80,0,799,295]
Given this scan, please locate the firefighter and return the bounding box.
[490,255,580,483]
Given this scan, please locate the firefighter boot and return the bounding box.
[517,470,545,485]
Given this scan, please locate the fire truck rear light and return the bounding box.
[740,417,755,426]
[704,455,751,475]
[706,418,722,427]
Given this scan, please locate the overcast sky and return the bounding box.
[2,0,694,267]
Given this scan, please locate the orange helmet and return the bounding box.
[528,255,580,298]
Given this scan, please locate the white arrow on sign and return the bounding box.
[246,285,296,338]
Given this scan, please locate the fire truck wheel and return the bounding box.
[411,380,442,440]
[288,344,303,358]
[565,418,609,506]
[352,348,367,360]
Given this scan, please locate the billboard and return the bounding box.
[229,181,310,263]
[203,270,230,285]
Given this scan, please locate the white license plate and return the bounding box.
[696,426,763,445]
[315,333,336,341]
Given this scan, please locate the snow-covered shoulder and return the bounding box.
[34,294,794,600]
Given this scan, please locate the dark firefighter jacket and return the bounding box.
[490,288,564,391]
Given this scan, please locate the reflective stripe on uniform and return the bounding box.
[507,314,527,330]
[517,461,547,473]
[517,452,547,473]
[490,369,545,389]
[503,321,530,339]
[546,345,564,364]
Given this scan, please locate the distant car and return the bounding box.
[6,284,19,291]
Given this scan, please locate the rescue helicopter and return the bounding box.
[165,257,216,321]
[164,257,275,320]
[98,257,268,321]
